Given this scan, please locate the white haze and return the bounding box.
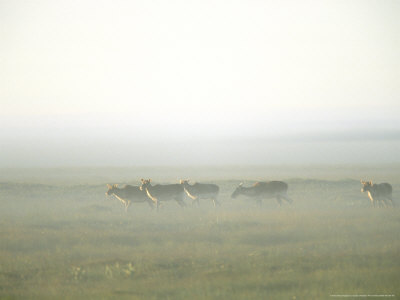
[1,0,399,167]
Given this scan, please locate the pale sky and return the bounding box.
[1,0,399,166]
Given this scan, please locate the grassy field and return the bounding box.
[0,165,399,299]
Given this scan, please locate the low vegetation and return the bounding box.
[0,167,399,299]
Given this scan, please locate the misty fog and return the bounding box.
[1,134,400,167]
[1,0,400,169]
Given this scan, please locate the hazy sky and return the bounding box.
[1,0,399,166]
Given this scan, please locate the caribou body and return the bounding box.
[180,180,220,206]
[106,184,154,211]
[140,179,185,210]
[360,180,394,207]
[231,181,293,207]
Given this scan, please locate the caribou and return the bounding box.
[231,181,293,207]
[106,184,154,211]
[180,180,220,207]
[140,179,186,210]
[360,180,394,208]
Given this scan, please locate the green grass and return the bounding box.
[0,167,399,299]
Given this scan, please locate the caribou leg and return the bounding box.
[154,198,160,211]
[125,201,131,212]
[386,196,395,207]
[175,196,186,208]
[146,200,155,210]
[281,194,293,204]
[381,197,393,208]
[190,196,199,206]
[275,196,283,207]
[212,198,220,207]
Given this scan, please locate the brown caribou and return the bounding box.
[360,180,394,207]
[180,180,220,206]
[140,179,186,210]
[106,184,154,212]
[231,181,293,207]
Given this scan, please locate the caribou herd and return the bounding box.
[106,178,395,211]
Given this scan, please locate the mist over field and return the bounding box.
[1,0,400,168]
[1,131,400,167]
